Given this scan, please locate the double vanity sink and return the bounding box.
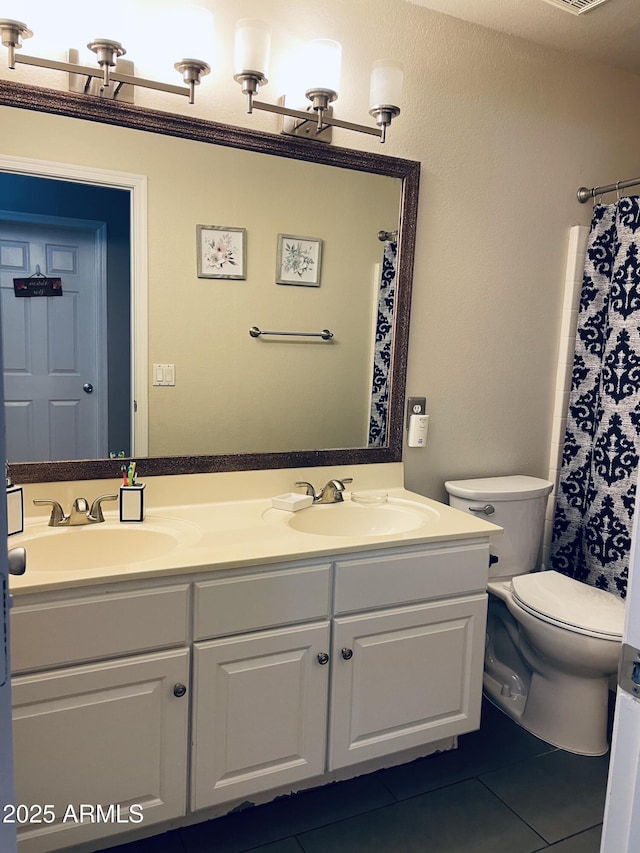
[10,483,490,591]
[8,465,501,853]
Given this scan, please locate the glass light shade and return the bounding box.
[234,18,270,77]
[81,1,132,43]
[2,0,59,50]
[304,38,341,94]
[132,4,212,82]
[369,59,403,108]
[2,0,39,22]
[174,5,214,63]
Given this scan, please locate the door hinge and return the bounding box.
[618,643,640,698]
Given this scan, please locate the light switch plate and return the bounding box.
[152,363,175,386]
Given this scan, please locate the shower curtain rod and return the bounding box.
[577,176,640,204]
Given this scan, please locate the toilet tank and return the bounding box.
[444,475,553,579]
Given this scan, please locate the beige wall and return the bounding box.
[2,0,640,497]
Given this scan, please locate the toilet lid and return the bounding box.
[511,571,625,639]
[444,475,553,501]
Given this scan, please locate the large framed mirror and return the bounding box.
[0,80,419,483]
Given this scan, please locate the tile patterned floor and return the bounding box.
[101,701,608,853]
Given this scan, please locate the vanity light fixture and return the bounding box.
[0,17,211,104]
[233,19,403,143]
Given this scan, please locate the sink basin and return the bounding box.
[13,517,201,572]
[283,500,436,537]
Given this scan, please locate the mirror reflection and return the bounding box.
[1,174,131,463]
[0,84,419,481]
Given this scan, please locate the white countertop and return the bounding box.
[9,485,501,595]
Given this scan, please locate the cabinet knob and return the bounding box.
[173,683,187,698]
[341,648,353,660]
[317,652,330,665]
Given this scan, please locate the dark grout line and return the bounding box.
[534,824,603,852]
[475,774,549,849]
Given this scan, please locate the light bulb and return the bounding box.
[369,59,403,110]
[175,5,214,65]
[234,18,270,78]
[304,38,341,95]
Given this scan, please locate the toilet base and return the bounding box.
[483,667,611,756]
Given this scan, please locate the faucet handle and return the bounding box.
[323,478,353,502]
[328,477,353,492]
[89,493,118,522]
[33,499,67,527]
[294,481,317,499]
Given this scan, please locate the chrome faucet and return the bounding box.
[34,494,118,527]
[295,478,353,504]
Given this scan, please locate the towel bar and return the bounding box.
[249,326,333,340]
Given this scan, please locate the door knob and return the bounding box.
[341,648,353,660]
[173,683,187,698]
[83,383,94,394]
[317,652,329,665]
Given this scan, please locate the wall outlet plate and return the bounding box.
[407,397,426,419]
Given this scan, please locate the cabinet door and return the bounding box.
[192,621,330,811]
[328,595,486,770]
[12,648,189,853]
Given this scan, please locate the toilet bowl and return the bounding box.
[445,475,625,756]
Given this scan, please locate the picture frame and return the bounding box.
[197,225,246,279]
[276,234,322,287]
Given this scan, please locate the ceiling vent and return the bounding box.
[542,0,613,13]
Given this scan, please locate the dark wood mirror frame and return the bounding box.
[0,79,419,483]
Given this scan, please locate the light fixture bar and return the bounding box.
[252,98,383,138]
[233,21,397,144]
[0,18,210,104]
[14,53,191,98]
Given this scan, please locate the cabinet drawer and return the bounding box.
[11,585,190,673]
[194,564,331,640]
[334,543,489,614]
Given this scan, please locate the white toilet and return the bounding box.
[444,475,625,756]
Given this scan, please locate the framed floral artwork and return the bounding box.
[197,225,246,279]
[276,234,322,286]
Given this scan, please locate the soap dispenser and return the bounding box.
[6,462,24,536]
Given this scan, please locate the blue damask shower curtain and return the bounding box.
[369,240,397,446]
[550,197,640,599]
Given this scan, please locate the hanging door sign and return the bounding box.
[13,270,63,298]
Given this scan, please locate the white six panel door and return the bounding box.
[0,217,107,461]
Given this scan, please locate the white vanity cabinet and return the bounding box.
[9,536,490,852]
[10,585,191,853]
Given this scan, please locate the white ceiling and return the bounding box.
[404,0,640,77]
